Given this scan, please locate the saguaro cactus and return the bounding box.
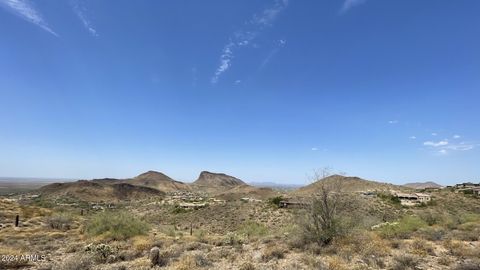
[15,215,19,227]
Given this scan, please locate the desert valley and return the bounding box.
[1,171,479,270]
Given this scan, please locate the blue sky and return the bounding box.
[1,0,479,185]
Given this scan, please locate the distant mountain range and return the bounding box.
[403,181,443,189]
[3,172,449,201]
[248,181,303,190]
[35,170,278,202]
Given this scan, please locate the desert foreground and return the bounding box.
[1,171,479,270]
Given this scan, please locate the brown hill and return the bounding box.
[403,181,443,189]
[38,180,164,202]
[295,174,402,196]
[192,171,246,193]
[127,171,191,192]
[215,184,279,200]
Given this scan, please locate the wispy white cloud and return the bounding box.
[311,147,318,151]
[438,149,447,155]
[424,140,449,147]
[424,139,477,155]
[251,0,289,26]
[71,0,97,36]
[388,120,399,124]
[339,0,367,14]
[409,136,416,140]
[211,0,288,84]
[453,134,461,139]
[259,39,287,70]
[431,133,438,136]
[444,142,476,152]
[0,0,57,36]
[212,42,234,84]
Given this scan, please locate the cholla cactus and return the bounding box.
[223,232,247,246]
[85,243,114,259]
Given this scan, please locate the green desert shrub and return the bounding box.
[47,213,73,230]
[377,192,401,205]
[171,205,189,214]
[268,196,284,207]
[459,213,480,224]
[418,226,446,241]
[377,215,427,239]
[419,210,443,226]
[238,221,268,240]
[392,253,421,270]
[86,211,149,240]
[194,229,207,243]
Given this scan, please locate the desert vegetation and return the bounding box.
[1,171,480,269]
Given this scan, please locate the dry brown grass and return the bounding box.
[329,231,389,268]
[443,240,480,258]
[172,251,211,270]
[391,253,421,270]
[327,256,348,270]
[131,235,154,252]
[262,243,288,261]
[410,238,435,256]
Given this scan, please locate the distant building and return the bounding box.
[278,200,309,208]
[452,182,480,196]
[240,197,262,203]
[393,192,431,206]
[358,190,376,197]
[179,202,206,209]
[455,183,480,189]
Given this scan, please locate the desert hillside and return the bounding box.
[215,184,279,200]
[295,174,403,195]
[404,181,443,189]
[192,171,246,193]
[127,171,191,192]
[38,180,164,202]
[2,175,480,270]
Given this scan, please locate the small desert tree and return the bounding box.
[298,168,357,246]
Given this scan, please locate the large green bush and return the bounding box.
[86,211,150,240]
[268,196,284,207]
[238,221,268,240]
[377,215,427,239]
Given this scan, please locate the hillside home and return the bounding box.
[358,190,376,198]
[423,187,442,192]
[179,202,206,209]
[240,197,262,203]
[455,182,480,189]
[393,192,431,206]
[278,200,309,208]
